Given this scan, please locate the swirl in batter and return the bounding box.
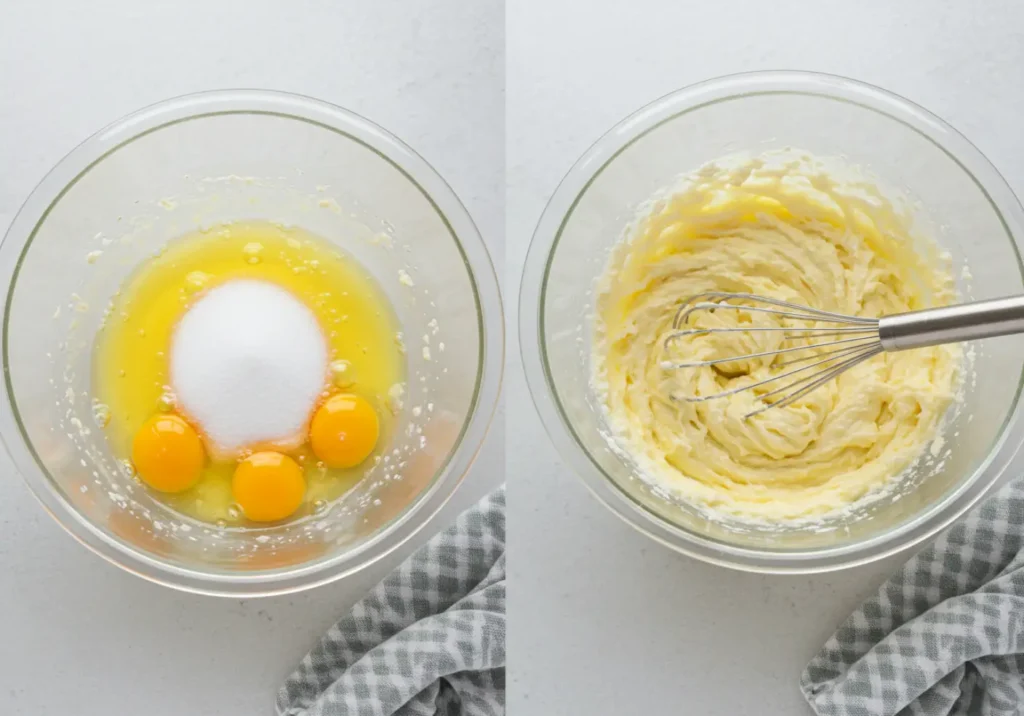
[593,153,960,521]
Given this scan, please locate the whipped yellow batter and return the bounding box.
[594,153,960,522]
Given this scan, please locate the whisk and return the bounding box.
[662,291,1024,417]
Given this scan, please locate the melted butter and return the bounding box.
[93,221,404,525]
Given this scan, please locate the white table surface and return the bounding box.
[5,1,1024,715]
[507,1,1024,714]
[0,2,503,714]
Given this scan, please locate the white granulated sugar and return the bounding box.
[171,280,327,456]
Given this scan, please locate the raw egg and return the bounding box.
[309,393,380,468]
[93,222,405,525]
[232,452,306,522]
[131,414,205,493]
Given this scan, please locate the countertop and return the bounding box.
[506,1,1024,714]
[5,1,1024,714]
[0,2,503,714]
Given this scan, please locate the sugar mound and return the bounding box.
[171,280,328,456]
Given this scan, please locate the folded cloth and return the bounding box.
[277,486,505,716]
[801,478,1024,716]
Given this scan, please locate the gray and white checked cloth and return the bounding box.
[277,486,505,716]
[801,478,1024,716]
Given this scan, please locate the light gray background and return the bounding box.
[5,1,1024,714]
[507,1,1024,714]
[0,2,503,714]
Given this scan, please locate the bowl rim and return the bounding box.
[0,88,504,596]
[519,70,1024,573]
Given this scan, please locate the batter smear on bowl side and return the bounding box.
[592,152,961,522]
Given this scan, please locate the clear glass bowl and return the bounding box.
[0,90,503,595]
[520,71,1024,572]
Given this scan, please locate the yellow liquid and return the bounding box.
[93,221,404,525]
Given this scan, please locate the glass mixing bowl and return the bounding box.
[520,71,1024,572]
[0,90,503,595]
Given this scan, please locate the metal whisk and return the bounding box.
[662,291,1024,417]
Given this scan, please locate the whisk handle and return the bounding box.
[879,295,1024,351]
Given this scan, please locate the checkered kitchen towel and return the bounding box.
[277,486,505,716]
[801,478,1024,716]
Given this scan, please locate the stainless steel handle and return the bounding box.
[879,294,1024,351]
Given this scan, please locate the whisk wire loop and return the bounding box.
[663,292,883,417]
[662,291,1024,417]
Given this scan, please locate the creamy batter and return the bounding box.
[593,152,960,522]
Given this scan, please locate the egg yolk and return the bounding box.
[232,452,306,522]
[131,414,205,493]
[309,393,380,468]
